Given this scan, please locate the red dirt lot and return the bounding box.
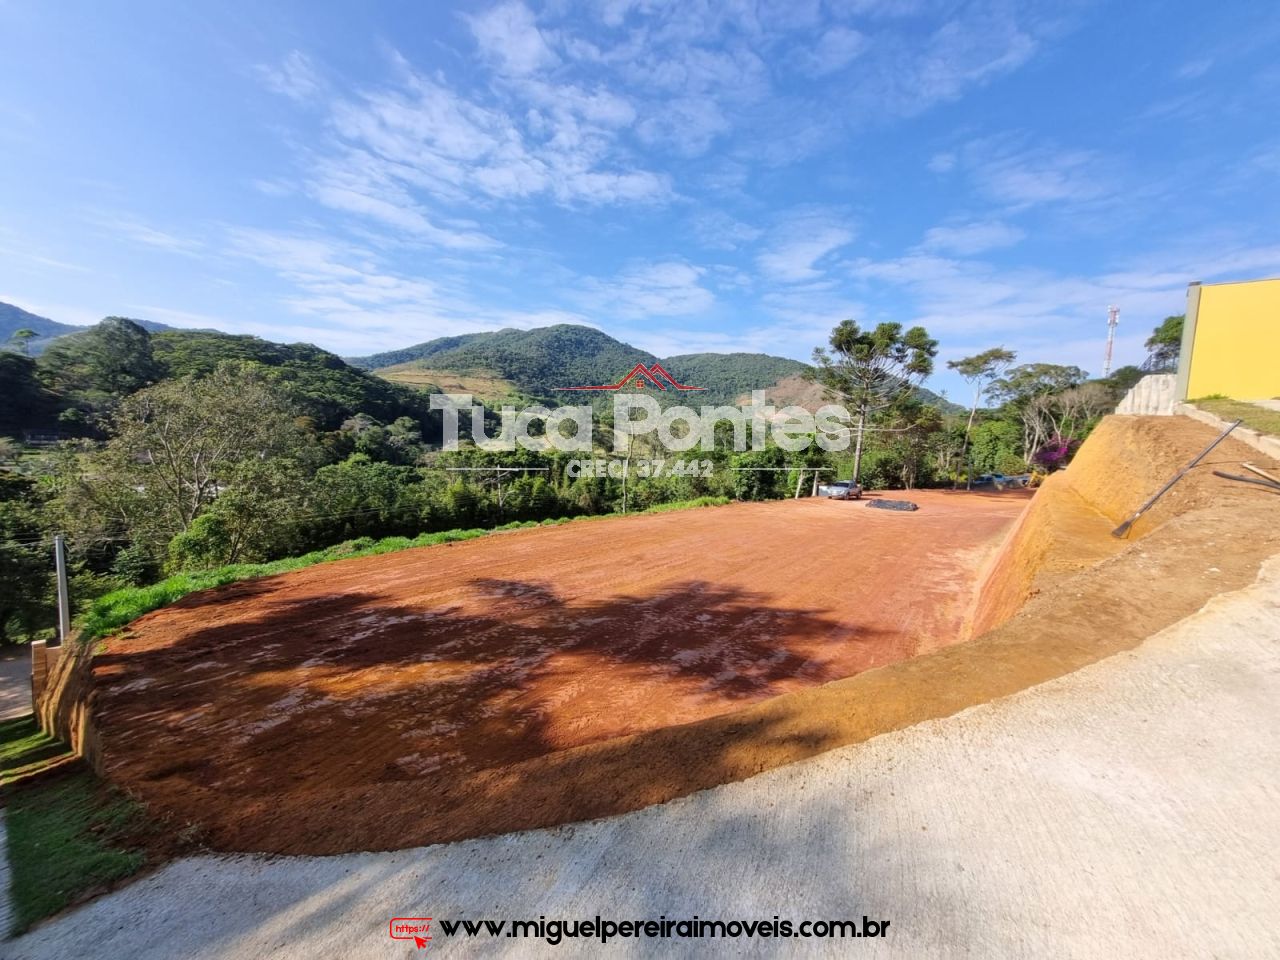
[91,491,1026,852]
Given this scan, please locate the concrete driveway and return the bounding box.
[0,648,29,721]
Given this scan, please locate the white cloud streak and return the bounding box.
[256,51,323,101]
[574,260,715,320]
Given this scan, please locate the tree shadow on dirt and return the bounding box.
[85,569,919,856]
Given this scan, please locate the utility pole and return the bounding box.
[1103,305,1119,378]
[622,432,635,513]
[53,534,70,646]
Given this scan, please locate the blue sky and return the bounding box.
[2,0,1278,399]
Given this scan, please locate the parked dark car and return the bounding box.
[816,479,863,500]
[971,473,1031,488]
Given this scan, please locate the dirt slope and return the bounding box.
[970,414,1277,636]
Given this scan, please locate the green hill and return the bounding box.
[351,324,960,412]
[1,301,182,356]
[150,330,434,429]
[1,320,436,436]
[352,325,809,407]
[0,302,83,355]
[662,352,809,400]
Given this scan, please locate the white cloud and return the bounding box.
[636,97,729,157]
[1249,144,1280,174]
[832,4,1043,119]
[0,245,91,275]
[692,210,764,250]
[927,151,956,173]
[221,226,587,351]
[757,213,855,282]
[575,260,715,320]
[251,178,295,197]
[1177,57,1213,80]
[921,220,1025,255]
[954,136,1110,209]
[316,62,668,216]
[87,213,204,255]
[849,240,1280,381]
[467,1,559,76]
[796,26,868,76]
[307,148,500,250]
[256,51,323,101]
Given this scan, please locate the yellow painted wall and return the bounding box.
[1186,278,1280,400]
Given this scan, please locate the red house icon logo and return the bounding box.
[558,362,705,392]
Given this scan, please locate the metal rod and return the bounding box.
[1112,419,1241,538]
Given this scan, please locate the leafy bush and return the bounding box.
[1031,435,1075,471]
[730,449,786,500]
[645,496,729,512]
[108,545,159,587]
[166,512,235,570]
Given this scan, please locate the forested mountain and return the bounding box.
[0,302,83,354]
[350,325,655,390]
[5,304,959,424]
[1,300,179,356]
[2,318,436,435]
[351,323,960,411]
[663,352,809,400]
[150,330,433,429]
[351,324,815,407]
[344,331,494,371]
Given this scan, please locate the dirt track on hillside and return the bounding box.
[89,492,1024,852]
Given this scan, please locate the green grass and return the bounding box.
[1,716,157,935]
[80,497,733,643]
[0,715,76,786]
[643,495,730,513]
[1193,398,1280,438]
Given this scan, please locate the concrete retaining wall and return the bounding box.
[1115,374,1177,415]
